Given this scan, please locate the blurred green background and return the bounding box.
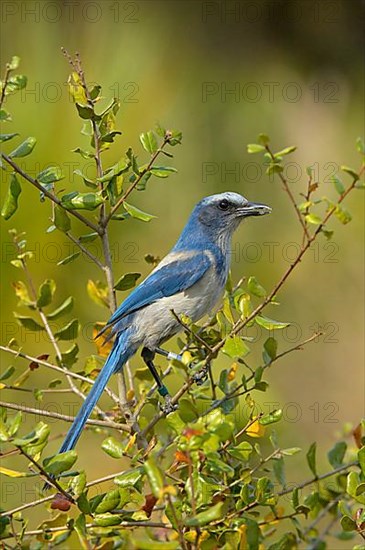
[1,0,364,535]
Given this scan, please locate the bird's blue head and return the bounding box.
[176,192,271,250]
[196,192,271,230]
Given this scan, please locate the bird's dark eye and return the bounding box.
[218,199,230,211]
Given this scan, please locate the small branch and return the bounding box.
[0,521,171,540]
[1,153,100,234]
[0,345,119,405]
[0,62,11,109]
[65,231,104,270]
[104,136,171,225]
[266,144,310,240]
[171,309,213,354]
[17,445,74,503]
[0,400,130,432]
[278,461,358,496]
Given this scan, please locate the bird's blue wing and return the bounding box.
[104,251,213,330]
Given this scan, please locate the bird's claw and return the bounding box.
[159,396,178,414]
[192,365,208,385]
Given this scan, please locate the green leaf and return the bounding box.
[93,489,120,514]
[59,344,79,369]
[222,336,250,358]
[0,366,15,381]
[6,75,27,94]
[114,468,144,487]
[9,56,20,70]
[140,131,158,154]
[37,279,56,308]
[123,201,156,222]
[94,513,122,527]
[55,319,79,340]
[67,72,87,104]
[305,213,322,225]
[247,143,265,154]
[101,437,124,459]
[340,515,356,532]
[0,109,11,122]
[334,204,352,224]
[255,315,290,330]
[13,313,44,332]
[356,137,365,155]
[54,205,71,232]
[68,470,86,499]
[57,252,81,266]
[97,157,130,183]
[347,471,365,504]
[1,173,21,220]
[327,441,347,468]
[13,422,49,448]
[266,163,284,176]
[0,132,18,142]
[275,145,297,156]
[331,175,345,195]
[259,409,283,425]
[9,137,36,158]
[150,166,177,178]
[72,147,94,159]
[114,272,141,291]
[258,133,270,146]
[61,192,104,210]
[37,166,64,184]
[247,275,266,297]
[358,446,365,476]
[79,232,98,243]
[227,441,253,461]
[47,297,74,320]
[186,501,225,527]
[73,169,97,188]
[306,442,317,477]
[43,450,77,476]
[341,165,359,181]
[76,103,95,120]
[144,457,164,498]
[263,337,277,363]
[87,280,109,308]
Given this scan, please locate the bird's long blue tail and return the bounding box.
[58,330,135,454]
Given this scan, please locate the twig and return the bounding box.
[65,231,104,270]
[0,400,130,432]
[1,153,100,234]
[266,144,310,240]
[0,345,119,405]
[0,521,171,540]
[0,61,11,109]
[104,135,171,225]
[278,461,358,496]
[17,445,74,503]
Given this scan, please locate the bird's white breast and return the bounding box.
[129,264,224,350]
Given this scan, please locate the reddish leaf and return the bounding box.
[29,354,49,371]
[141,493,158,518]
[353,423,363,449]
[50,492,72,511]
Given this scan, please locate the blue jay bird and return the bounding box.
[56,192,271,457]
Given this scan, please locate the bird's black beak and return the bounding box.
[237,202,272,217]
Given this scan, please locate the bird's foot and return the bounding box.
[191,364,208,386]
[159,395,178,414]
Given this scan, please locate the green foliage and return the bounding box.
[0,54,364,549]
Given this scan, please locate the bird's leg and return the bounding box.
[141,347,178,413]
[155,347,183,362]
[156,346,208,385]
